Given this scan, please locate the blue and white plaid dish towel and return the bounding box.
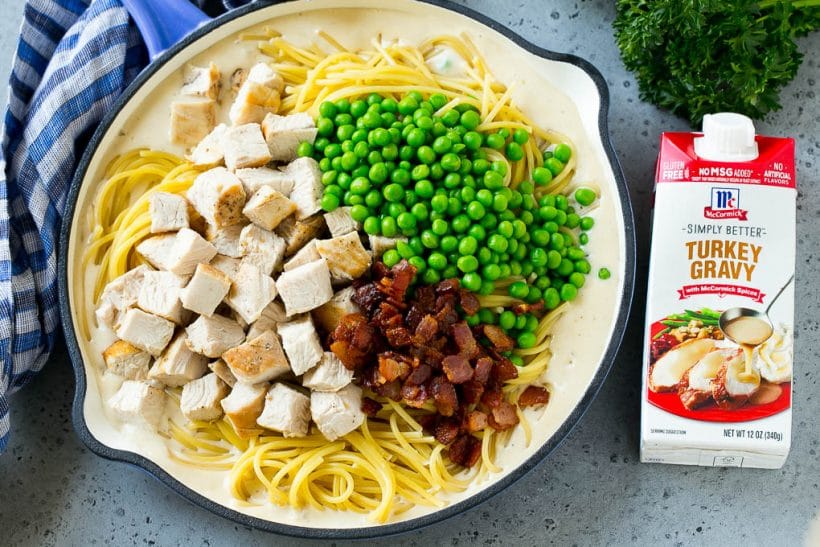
[0,0,250,452]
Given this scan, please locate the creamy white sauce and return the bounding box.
[67,0,627,529]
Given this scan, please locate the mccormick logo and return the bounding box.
[704,187,748,220]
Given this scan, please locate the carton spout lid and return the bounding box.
[694,113,759,162]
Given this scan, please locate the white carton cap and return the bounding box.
[694,113,759,162]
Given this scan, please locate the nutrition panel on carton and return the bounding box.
[640,113,795,470]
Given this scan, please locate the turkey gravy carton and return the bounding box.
[640,113,795,469]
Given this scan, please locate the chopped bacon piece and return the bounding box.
[406,363,432,386]
[434,298,459,329]
[330,340,367,370]
[378,354,410,383]
[431,376,458,416]
[354,284,383,315]
[442,354,473,384]
[435,278,460,295]
[488,401,519,431]
[464,410,488,432]
[512,301,545,315]
[372,379,401,401]
[413,314,439,345]
[385,326,412,347]
[448,434,482,467]
[361,397,383,417]
[451,322,479,359]
[483,325,515,352]
[492,358,519,382]
[460,380,485,405]
[401,382,428,408]
[434,417,460,445]
[518,386,550,408]
[481,385,503,409]
[458,289,480,316]
[474,357,493,384]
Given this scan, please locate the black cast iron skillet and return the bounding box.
[58,0,636,539]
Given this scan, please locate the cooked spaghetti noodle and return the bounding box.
[82,31,598,522]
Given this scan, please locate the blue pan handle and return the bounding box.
[121,0,212,61]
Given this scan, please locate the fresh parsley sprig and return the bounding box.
[613,0,820,126]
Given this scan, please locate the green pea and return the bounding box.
[530,229,549,247]
[396,212,417,231]
[499,310,516,330]
[497,220,514,239]
[382,249,400,267]
[452,215,471,233]
[487,234,508,253]
[598,267,611,280]
[457,255,479,273]
[363,216,380,235]
[406,256,426,273]
[472,158,490,175]
[432,136,452,154]
[438,153,459,172]
[557,259,575,277]
[483,171,504,191]
[525,314,539,333]
[530,248,548,267]
[319,101,337,118]
[506,142,524,161]
[553,143,572,163]
[485,133,505,150]
[334,113,353,127]
[461,186,476,203]
[441,109,460,127]
[466,201,486,220]
[405,128,425,147]
[395,240,414,259]
[321,193,340,212]
[579,217,595,231]
[430,194,448,213]
[383,183,405,202]
[446,197,462,216]
[467,224,486,242]
[579,233,590,245]
[560,283,578,302]
[491,194,508,212]
[410,202,428,221]
[296,141,314,158]
[509,281,529,299]
[517,332,537,349]
[325,184,344,198]
[477,247,493,265]
[483,263,501,281]
[532,166,553,186]
[475,189,492,208]
[545,157,565,176]
[317,118,334,137]
[512,128,529,145]
[440,235,458,253]
[461,272,482,292]
[512,219,527,239]
[460,110,481,130]
[458,236,478,256]
[417,146,436,165]
[391,168,410,185]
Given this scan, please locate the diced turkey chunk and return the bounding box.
[170,98,216,147]
[136,228,217,276]
[180,263,232,317]
[239,224,286,275]
[303,352,353,392]
[149,332,209,387]
[108,380,166,430]
[324,207,360,238]
[180,373,230,421]
[102,340,151,380]
[221,381,268,437]
[315,232,371,282]
[235,167,294,196]
[222,330,290,383]
[208,359,237,387]
[368,235,405,259]
[149,192,189,233]
[181,62,221,100]
[116,308,175,356]
[229,63,284,125]
[312,286,361,333]
[310,384,365,441]
[137,270,189,325]
[187,167,246,228]
[261,112,318,162]
[276,259,333,315]
[246,300,286,340]
[257,383,310,437]
[225,261,277,324]
[277,315,323,375]
[96,265,150,330]
[205,223,244,258]
[221,123,272,171]
[185,314,246,358]
[210,254,242,281]
[276,214,326,256]
[283,240,320,271]
[285,157,323,220]
[242,186,296,231]
[187,123,227,168]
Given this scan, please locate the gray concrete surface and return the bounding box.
[1,0,818,545]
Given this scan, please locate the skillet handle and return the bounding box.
[121,0,212,61]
